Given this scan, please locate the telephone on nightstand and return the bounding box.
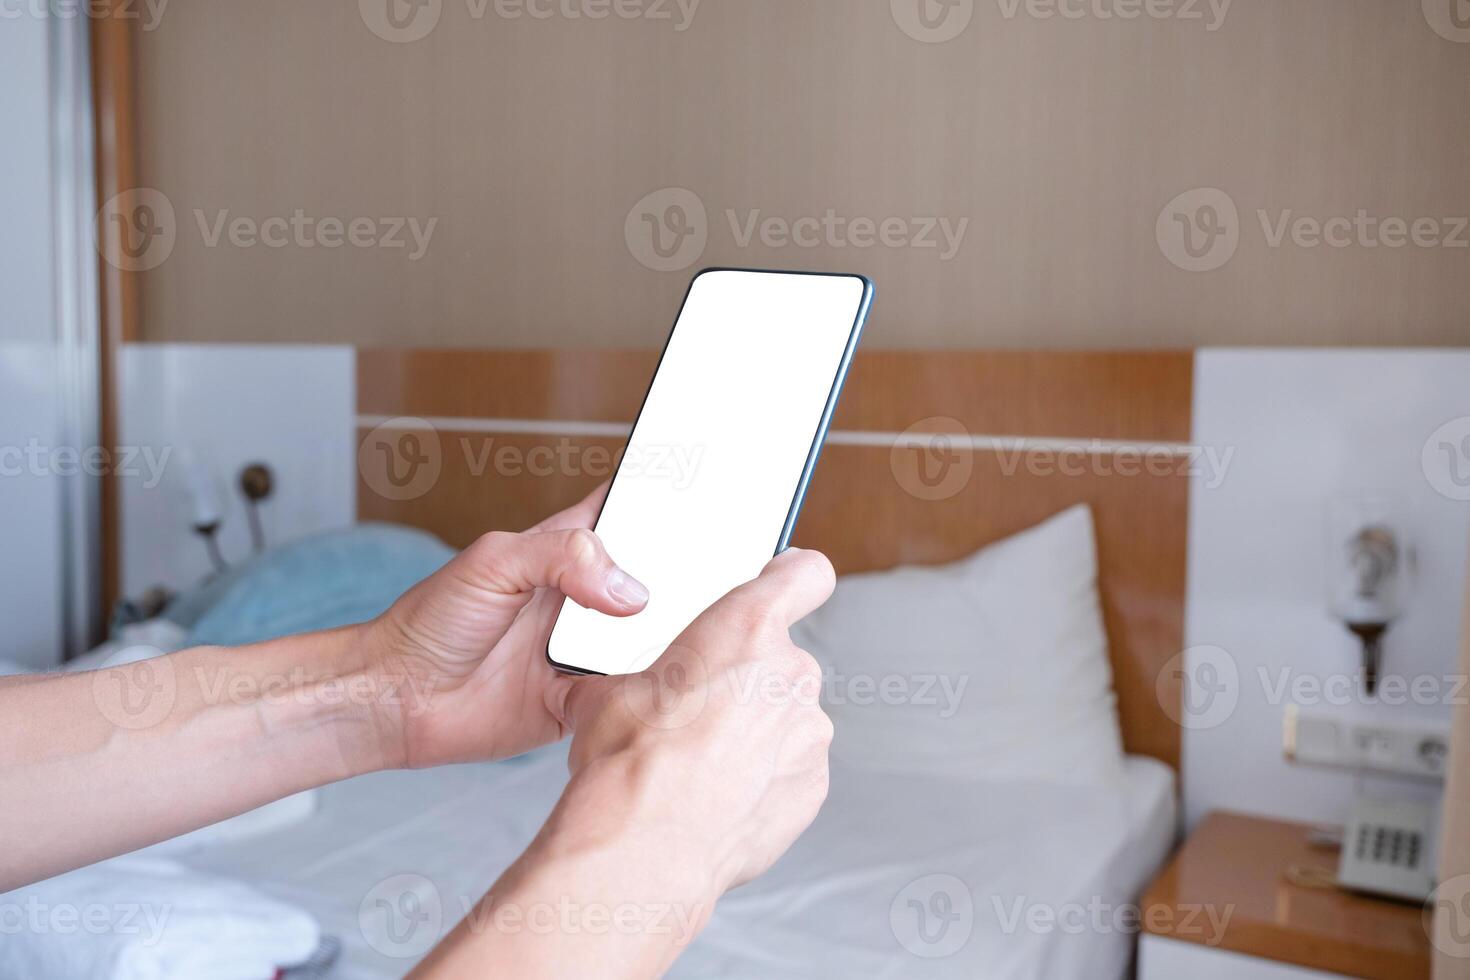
[1334,796,1437,903]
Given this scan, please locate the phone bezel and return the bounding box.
[544,266,875,677]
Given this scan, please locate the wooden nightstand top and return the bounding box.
[1141,811,1431,980]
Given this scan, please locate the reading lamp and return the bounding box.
[181,456,276,575]
[1326,496,1411,697]
[182,454,228,575]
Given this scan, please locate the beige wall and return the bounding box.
[132,0,1470,348]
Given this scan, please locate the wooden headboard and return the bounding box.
[357,349,1193,772]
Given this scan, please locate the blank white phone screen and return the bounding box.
[547,269,870,675]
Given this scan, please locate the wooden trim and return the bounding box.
[355,414,1196,456]
[357,349,1192,772]
[90,6,140,621]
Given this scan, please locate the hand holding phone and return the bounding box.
[361,485,646,769]
[551,547,838,888]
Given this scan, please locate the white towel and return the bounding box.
[0,855,321,980]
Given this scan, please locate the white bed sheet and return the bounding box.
[185,747,1176,980]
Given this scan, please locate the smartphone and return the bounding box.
[546,268,874,676]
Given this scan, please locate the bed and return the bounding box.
[183,746,1175,980]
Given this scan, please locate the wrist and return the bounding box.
[447,750,725,978]
[340,618,416,773]
[235,622,410,778]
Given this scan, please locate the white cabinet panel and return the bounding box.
[1140,935,1346,980]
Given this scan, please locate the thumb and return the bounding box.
[460,528,649,616]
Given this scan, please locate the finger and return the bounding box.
[528,481,611,534]
[721,548,837,627]
[549,639,703,734]
[543,670,615,736]
[463,528,648,616]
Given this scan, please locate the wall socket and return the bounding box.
[1284,704,1451,781]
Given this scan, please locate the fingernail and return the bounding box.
[606,568,650,607]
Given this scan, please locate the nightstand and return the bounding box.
[1139,811,1431,980]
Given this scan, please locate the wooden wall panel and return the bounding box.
[832,351,1194,442]
[358,430,621,546]
[358,349,1194,441]
[357,349,1192,771]
[359,350,658,423]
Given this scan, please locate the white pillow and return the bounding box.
[791,504,1125,783]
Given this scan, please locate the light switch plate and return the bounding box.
[1283,704,1451,781]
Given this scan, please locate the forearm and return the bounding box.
[0,624,400,891]
[411,751,726,980]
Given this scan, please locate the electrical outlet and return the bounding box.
[1284,705,1451,781]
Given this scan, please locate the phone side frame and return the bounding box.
[774,274,874,554]
[545,267,875,677]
